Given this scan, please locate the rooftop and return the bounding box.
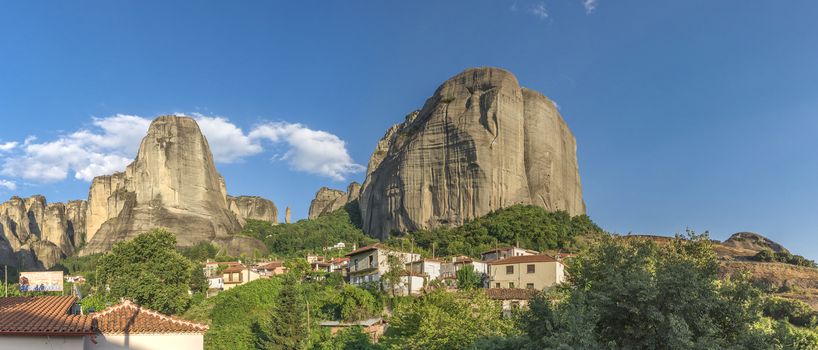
[0,296,93,336]
[480,246,539,255]
[222,265,247,273]
[93,300,209,334]
[489,255,558,265]
[345,243,384,256]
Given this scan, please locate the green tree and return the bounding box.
[335,284,380,322]
[257,277,308,350]
[520,233,773,349]
[456,265,482,290]
[96,229,195,314]
[380,255,405,297]
[382,289,514,350]
[313,326,379,350]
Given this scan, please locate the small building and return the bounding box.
[481,247,539,262]
[328,257,349,273]
[485,288,540,317]
[488,255,565,290]
[207,277,224,290]
[65,276,86,284]
[90,300,208,350]
[319,318,386,343]
[396,272,426,296]
[306,255,325,264]
[345,243,420,286]
[256,261,288,277]
[222,264,261,291]
[406,259,443,281]
[0,296,93,349]
[311,261,332,273]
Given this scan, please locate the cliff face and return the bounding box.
[0,196,85,269]
[308,182,361,219]
[228,196,278,224]
[359,67,585,238]
[81,116,265,256]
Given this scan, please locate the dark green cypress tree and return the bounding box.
[257,277,307,350]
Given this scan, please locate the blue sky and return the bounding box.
[1,1,817,259]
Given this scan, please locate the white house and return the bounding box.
[346,243,420,286]
[481,247,539,262]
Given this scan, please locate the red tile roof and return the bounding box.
[93,300,208,334]
[489,255,558,265]
[257,261,284,270]
[485,288,540,300]
[0,296,93,336]
[222,265,247,274]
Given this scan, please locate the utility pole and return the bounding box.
[4,265,7,297]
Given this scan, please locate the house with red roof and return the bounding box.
[0,296,207,350]
[88,300,208,349]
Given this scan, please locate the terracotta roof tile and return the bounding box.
[222,265,247,273]
[92,300,208,334]
[0,296,93,335]
[344,243,384,257]
[489,255,558,265]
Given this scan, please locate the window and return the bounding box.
[526,283,535,289]
[368,255,374,268]
[509,282,515,288]
[353,259,358,270]
[527,264,535,273]
[495,283,500,288]
[506,265,514,274]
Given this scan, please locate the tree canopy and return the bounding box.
[96,229,198,314]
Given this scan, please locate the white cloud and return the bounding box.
[530,3,548,19]
[1,113,363,183]
[583,0,598,13]
[0,179,15,191]
[192,114,263,163]
[0,141,17,152]
[1,114,148,182]
[249,122,365,181]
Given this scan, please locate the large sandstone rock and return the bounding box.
[65,200,87,248]
[81,116,265,256]
[308,182,361,219]
[228,196,278,224]
[0,195,82,268]
[359,67,585,238]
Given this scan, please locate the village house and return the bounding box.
[328,257,349,274]
[222,264,261,291]
[481,246,539,262]
[0,296,208,350]
[488,255,566,290]
[255,261,288,277]
[440,256,489,278]
[396,271,426,295]
[89,300,208,349]
[345,243,420,286]
[406,258,443,281]
[0,296,93,350]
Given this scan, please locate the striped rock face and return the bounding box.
[359,67,585,238]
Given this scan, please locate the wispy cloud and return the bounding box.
[0,141,17,152]
[529,3,549,19]
[583,0,598,13]
[0,179,15,191]
[0,114,363,184]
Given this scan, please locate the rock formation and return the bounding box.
[285,207,291,224]
[722,232,789,254]
[228,196,278,224]
[359,67,585,238]
[308,182,361,219]
[80,116,266,256]
[0,196,85,269]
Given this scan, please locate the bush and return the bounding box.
[764,296,817,327]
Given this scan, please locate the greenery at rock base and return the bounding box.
[95,229,206,315]
[753,248,818,268]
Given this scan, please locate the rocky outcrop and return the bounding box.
[228,196,278,224]
[81,116,266,256]
[285,207,291,224]
[723,232,789,254]
[0,196,84,269]
[308,182,361,219]
[359,67,585,238]
[65,200,87,248]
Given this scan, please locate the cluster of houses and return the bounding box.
[345,243,569,297]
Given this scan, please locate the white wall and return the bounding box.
[84,333,203,350]
[0,335,84,350]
